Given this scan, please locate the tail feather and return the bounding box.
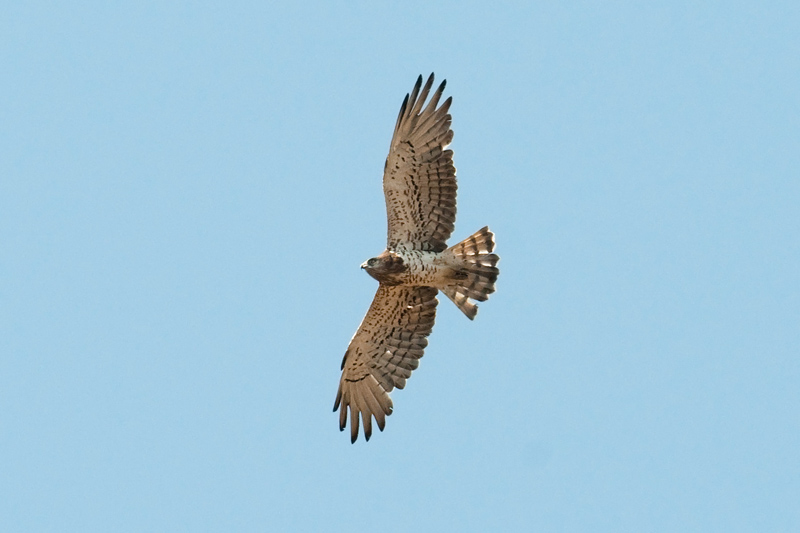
[442,226,499,320]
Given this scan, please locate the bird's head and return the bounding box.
[360,257,380,270]
[361,251,406,283]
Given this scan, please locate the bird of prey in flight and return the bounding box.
[334,74,500,443]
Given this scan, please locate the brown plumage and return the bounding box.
[334,74,500,442]
[441,226,499,320]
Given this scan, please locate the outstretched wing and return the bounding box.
[334,285,438,443]
[383,74,457,253]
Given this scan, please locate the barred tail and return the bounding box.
[442,226,499,320]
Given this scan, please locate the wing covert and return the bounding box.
[383,74,457,252]
[334,285,438,442]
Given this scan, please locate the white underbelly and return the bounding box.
[399,251,453,286]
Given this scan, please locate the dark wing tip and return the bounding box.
[394,92,411,133]
[400,92,410,114]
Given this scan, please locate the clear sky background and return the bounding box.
[2,2,798,531]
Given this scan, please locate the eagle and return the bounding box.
[334,74,500,443]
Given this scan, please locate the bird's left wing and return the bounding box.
[383,74,457,253]
[334,285,438,442]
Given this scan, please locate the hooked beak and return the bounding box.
[360,261,368,269]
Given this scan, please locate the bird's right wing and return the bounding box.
[334,285,438,442]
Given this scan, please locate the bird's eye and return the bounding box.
[368,258,377,266]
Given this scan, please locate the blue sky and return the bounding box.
[2,2,798,531]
